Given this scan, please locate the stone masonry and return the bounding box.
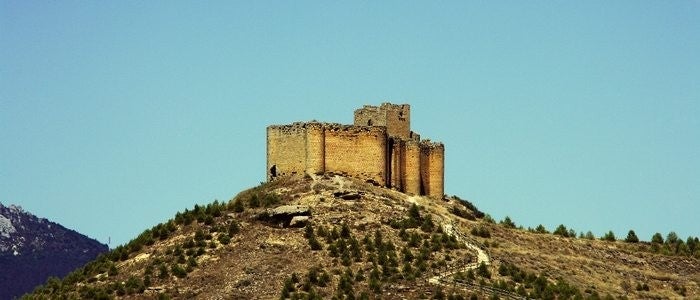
[266,103,444,198]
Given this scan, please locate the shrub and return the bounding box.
[231,199,244,213]
[470,226,491,238]
[553,224,569,237]
[500,216,516,229]
[218,234,231,245]
[248,194,260,208]
[602,231,616,242]
[666,232,679,244]
[651,232,664,244]
[263,193,281,207]
[229,221,240,235]
[107,264,118,276]
[171,265,187,278]
[158,264,169,279]
[452,196,485,218]
[421,215,435,233]
[625,230,639,243]
[476,262,491,278]
[450,205,475,220]
[535,224,548,234]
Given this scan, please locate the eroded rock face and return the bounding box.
[267,205,310,216]
[259,205,311,227]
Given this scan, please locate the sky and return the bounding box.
[2,2,699,247]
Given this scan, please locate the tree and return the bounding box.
[651,232,664,244]
[535,224,548,234]
[500,216,516,229]
[231,199,244,213]
[625,230,639,243]
[687,236,697,253]
[248,194,260,208]
[553,224,569,237]
[409,203,421,222]
[666,232,679,244]
[584,231,595,240]
[602,231,616,242]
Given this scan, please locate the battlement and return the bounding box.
[267,103,444,198]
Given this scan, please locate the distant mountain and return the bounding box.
[0,203,108,300]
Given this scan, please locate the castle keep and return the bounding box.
[266,103,444,198]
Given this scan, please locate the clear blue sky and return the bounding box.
[2,2,698,247]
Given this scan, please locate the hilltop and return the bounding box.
[23,175,699,299]
[0,203,108,300]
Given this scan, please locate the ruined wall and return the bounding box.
[420,142,445,198]
[267,124,307,180]
[354,103,410,139]
[324,125,387,186]
[403,140,422,195]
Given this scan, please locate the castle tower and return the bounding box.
[420,142,445,199]
[353,103,410,139]
[403,140,422,195]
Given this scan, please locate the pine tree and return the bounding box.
[625,230,639,243]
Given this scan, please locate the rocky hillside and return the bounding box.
[0,203,108,300]
[21,175,700,299]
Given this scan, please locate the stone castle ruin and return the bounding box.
[266,103,444,198]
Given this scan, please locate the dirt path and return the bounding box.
[428,221,490,285]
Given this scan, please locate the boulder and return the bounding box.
[289,216,310,227]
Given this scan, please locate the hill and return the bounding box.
[22,175,700,299]
[0,203,108,300]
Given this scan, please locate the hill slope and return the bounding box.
[22,175,699,299]
[0,203,108,300]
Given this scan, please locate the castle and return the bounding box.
[266,103,445,198]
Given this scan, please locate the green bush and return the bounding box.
[500,216,516,229]
[666,232,679,244]
[534,224,548,234]
[476,262,490,278]
[602,231,616,242]
[171,265,187,278]
[218,234,231,245]
[625,230,639,243]
[553,224,569,237]
[470,226,491,238]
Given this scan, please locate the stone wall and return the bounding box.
[305,123,325,175]
[324,125,387,186]
[266,123,307,180]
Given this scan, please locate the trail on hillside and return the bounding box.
[427,209,525,300]
[427,221,490,285]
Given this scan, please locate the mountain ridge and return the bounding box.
[0,202,109,300]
